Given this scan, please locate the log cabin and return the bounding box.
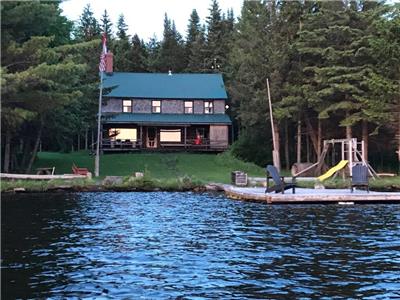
[100,54,232,152]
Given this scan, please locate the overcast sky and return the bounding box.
[60,0,244,41]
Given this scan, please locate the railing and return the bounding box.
[100,138,228,151]
[102,139,142,150]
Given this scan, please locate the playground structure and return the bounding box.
[293,138,378,180]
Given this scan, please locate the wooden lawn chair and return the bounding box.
[72,163,89,176]
[265,165,296,194]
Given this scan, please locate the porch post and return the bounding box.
[184,127,187,149]
[140,125,143,149]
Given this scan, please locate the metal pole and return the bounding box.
[267,78,279,170]
[95,71,104,177]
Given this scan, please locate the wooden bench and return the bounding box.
[72,163,89,176]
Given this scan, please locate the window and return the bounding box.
[160,129,181,142]
[109,128,137,141]
[204,101,213,114]
[152,100,161,113]
[123,100,132,113]
[184,101,193,114]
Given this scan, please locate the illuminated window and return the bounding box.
[123,100,132,113]
[109,128,137,140]
[184,101,193,114]
[152,100,161,113]
[204,101,213,114]
[160,129,181,142]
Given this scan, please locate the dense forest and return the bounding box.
[1,0,399,173]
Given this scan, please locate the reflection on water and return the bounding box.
[2,192,400,299]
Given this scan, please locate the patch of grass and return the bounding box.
[32,151,265,184]
[1,178,95,193]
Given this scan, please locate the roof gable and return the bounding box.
[103,73,228,99]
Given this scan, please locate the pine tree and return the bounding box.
[186,25,208,72]
[75,4,100,41]
[205,0,224,70]
[116,14,129,40]
[156,14,186,72]
[186,9,201,47]
[130,34,148,72]
[146,35,161,72]
[100,9,113,40]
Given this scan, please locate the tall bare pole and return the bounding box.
[267,78,280,171]
[95,71,104,177]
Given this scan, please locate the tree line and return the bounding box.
[1,0,399,173]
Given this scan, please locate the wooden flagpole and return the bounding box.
[267,78,280,171]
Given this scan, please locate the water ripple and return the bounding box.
[2,192,400,299]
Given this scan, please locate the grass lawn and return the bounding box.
[32,151,265,184]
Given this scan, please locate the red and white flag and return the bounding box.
[99,33,107,72]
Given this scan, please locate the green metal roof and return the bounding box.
[103,72,228,99]
[103,113,232,125]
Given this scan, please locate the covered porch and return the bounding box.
[101,113,231,152]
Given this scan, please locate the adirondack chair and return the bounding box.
[72,163,89,176]
[351,164,369,193]
[265,165,296,194]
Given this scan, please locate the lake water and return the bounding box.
[2,192,400,299]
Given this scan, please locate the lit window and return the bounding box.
[109,128,137,140]
[204,101,213,114]
[160,129,181,142]
[123,100,132,113]
[152,100,161,113]
[184,101,193,114]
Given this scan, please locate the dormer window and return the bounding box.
[184,101,193,114]
[152,100,161,113]
[204,101,213,114]
[123,100,132,113]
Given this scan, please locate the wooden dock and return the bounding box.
[223,186,400,204]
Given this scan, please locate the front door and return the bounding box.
[146,127,157,148]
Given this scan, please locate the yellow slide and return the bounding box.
[318,160,348,182]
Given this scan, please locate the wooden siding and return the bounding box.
[162,100,184,114]
[209,125,228,148]
[132,99,152,113]
[102,99,226,114]
[102,99,122,113]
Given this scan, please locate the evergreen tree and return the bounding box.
[116,14,129,40]
[205,0,224,70]
[186,9,201,47]
[185,9,207,72]
[130,34,148,71]
[186,25,208,72]
[100,9,113,40]
[146,35,161,72]
[156,14,186,72]
[75,4,100,41]
[1,1,73,46]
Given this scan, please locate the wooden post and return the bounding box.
[348,139,353,176]
[297,120,301,163]
[91,129,94,151]
[85,128,88,150]
[184,127,187,149]
[140,126,143,148]
[267,78,280,171]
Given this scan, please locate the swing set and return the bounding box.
[293,138,378,181]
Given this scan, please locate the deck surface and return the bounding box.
[224,186,400,204]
